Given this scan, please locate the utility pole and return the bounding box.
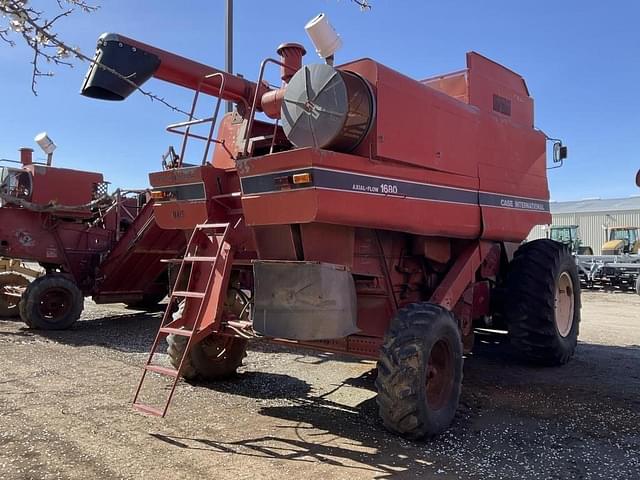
[225,0,233,113]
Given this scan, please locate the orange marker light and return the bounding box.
[292,173,312,185]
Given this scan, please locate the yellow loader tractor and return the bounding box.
[0,258,41,317]
[601,226,640,255]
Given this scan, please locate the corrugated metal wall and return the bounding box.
[528,210,640,254]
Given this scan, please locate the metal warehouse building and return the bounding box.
[528,196,640,254]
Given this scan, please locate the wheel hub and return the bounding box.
[554,271,574,337]
[426,339,455,410]
[38,287,73,321]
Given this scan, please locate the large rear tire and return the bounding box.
[502,239,581,365]
[635,276,640,296]
[0,273,31,317]
[376,303,463,439]
[19,274,84,330]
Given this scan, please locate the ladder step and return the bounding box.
[172,290,206,299]
[133,403,164,417]
[183,256,217,262]
[161,256,216,264]
[159,327,193,337]
[145,364,180,377]
[160,258,183,264]
[196,223,229,231]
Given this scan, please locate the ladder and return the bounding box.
[132,222,235,417]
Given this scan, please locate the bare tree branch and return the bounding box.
[1,0,371,112]
[0,0,189,115]
[350,0,371,10]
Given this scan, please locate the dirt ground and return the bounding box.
[0,291,639,480]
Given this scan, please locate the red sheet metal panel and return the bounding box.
[26,164,103,215]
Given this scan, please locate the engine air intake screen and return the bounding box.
[281,64,374,152]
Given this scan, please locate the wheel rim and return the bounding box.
[426,339,454,410]
[38,287,73,321]
[201,334,236,363]
[555,271,574,337]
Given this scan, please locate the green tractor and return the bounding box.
[548,225,594,255]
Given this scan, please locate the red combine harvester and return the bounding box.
[0,137,185,329]
[81,15,576,438]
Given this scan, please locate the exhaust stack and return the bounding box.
[19,148,33,166]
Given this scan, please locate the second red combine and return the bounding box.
[81,14,577,439]
[0,136,185,328]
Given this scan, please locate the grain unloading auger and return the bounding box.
[81,14,578,438]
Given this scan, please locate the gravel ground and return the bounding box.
[0,290,638,479]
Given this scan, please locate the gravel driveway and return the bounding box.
[0,291,638,479]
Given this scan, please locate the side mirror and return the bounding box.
[636,169,640,187]
[553,142,568,163]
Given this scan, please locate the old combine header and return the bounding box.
[81,14,579,438]
[0,136,185,328]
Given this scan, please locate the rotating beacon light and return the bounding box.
[305,13,342,65]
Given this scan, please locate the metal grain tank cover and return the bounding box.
[281,63,374,152]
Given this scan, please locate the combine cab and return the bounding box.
[81,16,578,438]
[0,139,185,329]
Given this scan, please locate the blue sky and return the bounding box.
[1,0,638,201]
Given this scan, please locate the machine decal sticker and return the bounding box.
[16,231,35,247]
[241,168,549,213]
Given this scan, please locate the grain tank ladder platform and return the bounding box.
[132,222,234,417]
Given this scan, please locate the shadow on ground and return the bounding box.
[149,333,640,479]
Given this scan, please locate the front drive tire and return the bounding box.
[376,303,463,439]
[19,274,84,330]
[166,299,248,380]
[502,239,581,365]
[167,333,247,380]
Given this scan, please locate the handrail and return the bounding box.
[165,73,227,167]
[242,58,298,157]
